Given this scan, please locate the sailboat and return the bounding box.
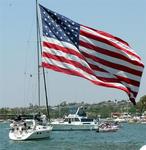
[9,1,53,141]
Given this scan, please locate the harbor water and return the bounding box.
[0,122,146,150]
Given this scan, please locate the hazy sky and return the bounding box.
[0,0,146,108]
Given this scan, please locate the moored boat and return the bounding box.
[51,106,99,131]
[9,118,52,141]
[97,122,119,132]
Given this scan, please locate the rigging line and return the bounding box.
[23,17,35,105]
[23,1,40,109]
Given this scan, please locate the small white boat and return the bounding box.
[51,106,99,131]
[97,122,119,132]
[9,119,52,141]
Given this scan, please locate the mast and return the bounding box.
[36,0,50,122]
[36,0,40,108]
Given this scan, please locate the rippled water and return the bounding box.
[0,123,146,150]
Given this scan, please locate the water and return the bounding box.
[0,123,146,150]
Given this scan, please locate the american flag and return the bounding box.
[39,4,144,105]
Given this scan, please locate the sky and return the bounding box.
[0,0,146,108]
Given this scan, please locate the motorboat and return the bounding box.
[9,118,52,141]
[51,106,99,131]
[97,121,119,132]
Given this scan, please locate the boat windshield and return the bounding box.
[68,106,87,117]
[68,107,78,114]
[77,108,86,117]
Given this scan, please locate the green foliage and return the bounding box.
[137,95,146,114]
[0,108,9,114]
[0,96,145,119]
[128,106,136,114]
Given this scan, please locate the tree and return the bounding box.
[137,95,146,114]
[0,108,9,114]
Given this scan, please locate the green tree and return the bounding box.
[137,95,146,114]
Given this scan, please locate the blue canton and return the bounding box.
[39,5,80,48]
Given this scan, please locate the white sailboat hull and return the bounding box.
[9,123,53,141]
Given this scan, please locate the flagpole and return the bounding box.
[36,0,50,122]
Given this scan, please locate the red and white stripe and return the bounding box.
[41,25,144,105]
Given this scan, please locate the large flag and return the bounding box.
[39,4,144,105]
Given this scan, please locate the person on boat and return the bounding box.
[34,112,42,122]
[40,113,47,125]
[10,120,17,131]
[68,118,71,124]
[21,121,27,131]
[14,115,22,122]
[10,115,22,130]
